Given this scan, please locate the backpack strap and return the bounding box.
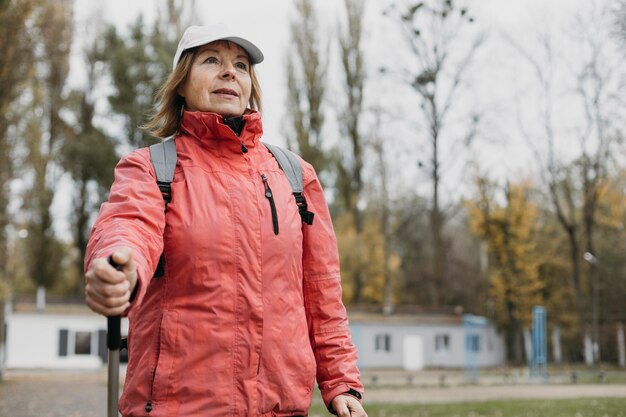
[149,138,177,205]
[149,138,177,277]
[263,143,314,225]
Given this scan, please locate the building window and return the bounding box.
[59,329,69,356]
[75,331,92,355]
[375,334,391,352]
[435,334,450,351]
[466,334,480,352]
[59,329,94,357]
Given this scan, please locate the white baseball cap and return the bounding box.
[172,24,264,70]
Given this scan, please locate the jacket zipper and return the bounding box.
[145,367,156,412]
[261,174,279,235]
[145,320,164,413]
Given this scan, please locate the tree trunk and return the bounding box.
[582,178,600,364]
[0,299,4,381]
[379,139,393,315]
[74,178,89,296]
[430,119,444,309]
[563,225,588,360]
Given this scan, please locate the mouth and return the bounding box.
[213,88,239,97]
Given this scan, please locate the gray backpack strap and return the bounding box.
[150,138,177,184]
[149,138,177,204]
[264,143,314,225]
[149,138,177,278]
[264,143,303,193]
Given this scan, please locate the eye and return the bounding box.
[235,61,248,71]
[203,56,219,64]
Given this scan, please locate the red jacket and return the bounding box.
[85,110,363,416]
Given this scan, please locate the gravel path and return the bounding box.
[1,369,626,416]
[0,371,109,417]
[364,384,626,404]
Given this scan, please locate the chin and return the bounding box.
[212,107,244,118]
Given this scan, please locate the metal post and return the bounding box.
[531,306,547,384]
[584,252,601,364]
[463,314,486,384]
[618,323,625,369]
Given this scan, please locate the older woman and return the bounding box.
[84,24,366,417]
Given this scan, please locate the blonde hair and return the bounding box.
[142,41,262,139]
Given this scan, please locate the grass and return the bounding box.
[308,398,626,417]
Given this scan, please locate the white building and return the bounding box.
[4,301,504,371]
[348,310,506,370]
[5,301,127,369]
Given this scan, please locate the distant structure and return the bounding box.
[463,314,487,383]
[348,308,505,370]
[5,301,505,371]
[5,299,127,370]
[530,306,547,383]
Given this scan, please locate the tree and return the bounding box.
[391,192,430,305]
[21,0,73,292]
[336,0,368,303]
[573,7,622,362]
[61,32,118,295]
[370,110,396,314]
[286,0,329,177]
[101,0,195,148]
[593,172,626,362]
[102,17,169,148]
[336,212,390,305]
[383,0,483,308]
[0,0,35,379]
[0,0,34,277]
[467,178,543,364]
[508,3,624,363]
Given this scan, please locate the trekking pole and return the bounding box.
[107,255,122,417]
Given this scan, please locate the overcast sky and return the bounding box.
[70,0,607,148]
[56,0,620,239]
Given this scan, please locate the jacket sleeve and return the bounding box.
[300,160,364,410]
[84,148,166,313]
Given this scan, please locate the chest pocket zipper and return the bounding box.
[261,174,279,235]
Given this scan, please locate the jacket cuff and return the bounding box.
[323,385,363,414]
[124,255,151,315]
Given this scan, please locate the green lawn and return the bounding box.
[308,398,626,417]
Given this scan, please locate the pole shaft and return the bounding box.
[108,349,120,417]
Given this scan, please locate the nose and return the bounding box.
[221,64,236,80]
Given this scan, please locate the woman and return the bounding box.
[84,24,366,417]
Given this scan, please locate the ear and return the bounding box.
[177,85,186,97]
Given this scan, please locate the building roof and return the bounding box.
[347,306,466,326]
[9,298,96,316]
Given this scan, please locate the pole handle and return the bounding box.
[107,255,122,350]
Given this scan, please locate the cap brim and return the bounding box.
[173,33,264,70]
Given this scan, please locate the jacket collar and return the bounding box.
[179,110,263,151]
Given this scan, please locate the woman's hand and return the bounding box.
[331,394,367,417]
[84,247,138,316]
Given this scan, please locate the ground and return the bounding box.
[1,367,625,416]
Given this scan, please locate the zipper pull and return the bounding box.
[241,142,248,153]
[261,174,279,235]
[261,174,272,198]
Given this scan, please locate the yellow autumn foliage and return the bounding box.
[467,178,544,329]
[334,211,400,305]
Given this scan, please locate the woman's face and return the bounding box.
[179,41,252,117]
